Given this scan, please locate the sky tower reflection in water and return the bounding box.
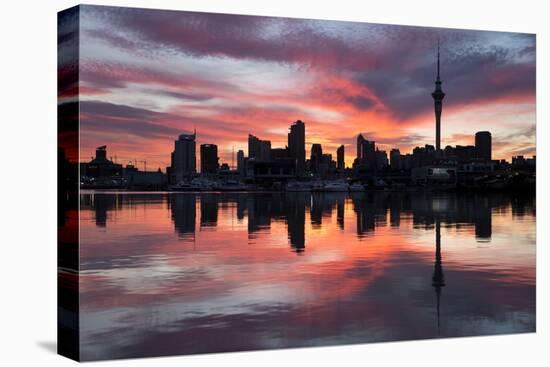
[75,191,535,360]
[81,191,500,247]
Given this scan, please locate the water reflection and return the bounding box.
[433,218,445,333]
[79,192,535,246]
[170,194,196,239]
[78,191,535,361]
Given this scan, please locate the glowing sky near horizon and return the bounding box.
[58,5,536,170]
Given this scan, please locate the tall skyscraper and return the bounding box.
[288,120,305,176]
[248,134,271,161]
[171,131,196,182]
[200,144,219,174]
[432,41,445,151]
[356,134,376,169]
[375,149,388,169]
[475,131,492,161]
[236,149,245,177]
[390,148,402,170]
[357,134,365,160]
[337,145,345,170]
[364,141,376,169]
[310,143,323,173]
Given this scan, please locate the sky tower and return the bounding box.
[432,40,445,151]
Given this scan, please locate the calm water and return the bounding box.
[77,191,536,360]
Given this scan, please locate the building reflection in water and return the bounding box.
[200,195,218,228]
[287,193,307,253]
[80,192,538,251]
[432,217,445,333]
[79,193,118,227]
[78,190,535,359]
[352,193,375,236]
[169,194,196,240]
[247,194,275,235]
[475,196,492,241]
[336,195,345,230]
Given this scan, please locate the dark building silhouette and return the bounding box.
[200,144,219,174]
[309,147,334,178]
[200,195,219,227]
[287,193,307,253]
[91,194,118,227]
[411,144,436,167]
[459,145,476,162]
[170,194,196,239]
[94,146,107,160]
[475,131,492,161]
[337,145,345,170]
[311,143,323,174]
[432,42,445,151]
[352,194,376,235]
[236,149,245,177]
[357,134,365,160]
[356,135,377,170]
[249,160,296,179]
[450,145,476,162]
[247,194,276,234]
[288,120,306,176]
[336,195,345,229]
[389,193,403,227]
[270,147,289,160]
[390,148,402,170]
[310,193,324,227]
[363,139,376,168]
[474,195,492,241]
[375,149,388,169]
[511,155,536,174]
[248,134,271,161]
[85,146,122,178]
[171,131,196,182]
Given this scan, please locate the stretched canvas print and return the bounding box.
[58,4,536,362]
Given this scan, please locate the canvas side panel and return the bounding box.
[57,5,80,362]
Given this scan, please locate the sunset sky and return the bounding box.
[59,5,536,171]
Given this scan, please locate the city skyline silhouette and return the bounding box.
[59,6,536,170]
[58,5,537,362]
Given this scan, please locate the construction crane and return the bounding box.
[116,157,147,171]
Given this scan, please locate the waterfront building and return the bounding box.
[376,149,388,170]
[171,131,196,183]
[337,145,345,170]
[288,120,306,176]
[248,134,271,161]
[357,134,366,161]
[85,145,123,178]
[270,147,289,160]
[200,144,219,174]
[390,148,402,170]
[310,143,323,174]
[237,149,245,177]
[475,131,492,161]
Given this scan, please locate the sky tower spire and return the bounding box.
[432,39,445,151]
[437,38,441,81]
